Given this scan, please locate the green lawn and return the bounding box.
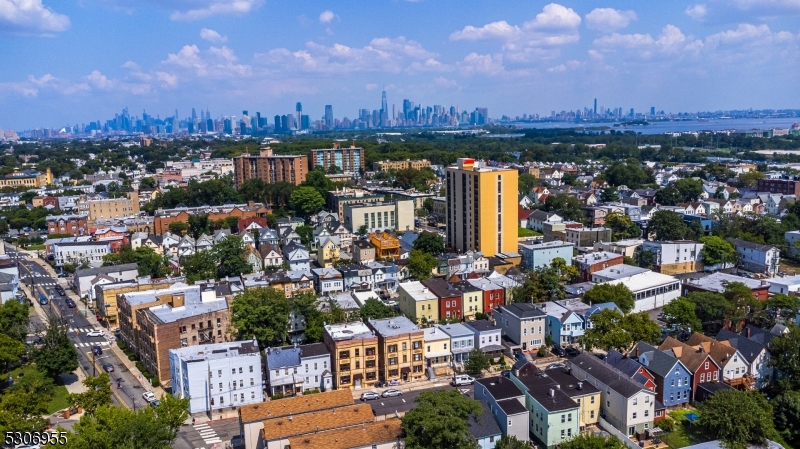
[664,409,711,448]
[518,228,542,237]
[25,244,45,250]
[3,364,71,414]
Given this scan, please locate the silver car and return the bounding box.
[381,389,403,398]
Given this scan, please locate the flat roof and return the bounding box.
[604,271,680,292]
[685,272,768,293]
[368,316,420,337]
[171,340,259,362]
[261,404,373,441]
[422,326,450,342]
[438,323,473,338]
[325,322,374,341]
[518,240,573,250]
[593,265,650,279]
[399,281,438,302]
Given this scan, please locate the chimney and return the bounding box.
[635,347,640,358]
[746,327,751,338]
[548,388,555,397]
[577,382,583,390]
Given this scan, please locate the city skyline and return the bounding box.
[2,1,800,129]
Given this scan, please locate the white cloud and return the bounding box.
[685,4,708,21]
[256,36,437,74]
[163,44,251,78]
[122,61,140,70]
[450,3,580,63]
[365,83,378,91]
[706,23,774,45]
[0,0,70,35]
[200,28,227,43]
[433,76,458,88]
[27,74,56,86]
[169,0,263,21]
[155,71,178,87]
[547,60,582,72]
[86,70,113,90]
[459,53,505,75]
[723,0,800,10]
[405,58,451,74]
[319,10,335,24]
[585,8,636,32]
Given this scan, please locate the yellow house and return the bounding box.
[423,326,451,376]
[369,232,400,261]
[93,277,185,326]
[398,281,438,324]
[453,281,483,320]
[317,236,340,268]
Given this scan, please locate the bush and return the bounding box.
[537,345,547,357]
[117,340,128,351]
[302,389,320,395]
[272,393,285,400]
[128,354,136,361]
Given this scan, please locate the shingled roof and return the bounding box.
[658,336,719,372]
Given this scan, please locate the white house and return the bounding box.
[283,242,310,271]
[592,266,681,313]
[52,241,111,268]
[264,342,332,396]
[169,339,263,413]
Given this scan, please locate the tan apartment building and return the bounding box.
[93,276,185,326]
[322,322,379,390]
[0,168,53,188]
[372,159,431,172]
[445,158,518,257]
[327,188,385,221]
[343,201,415,233]
[79,192,140,225]
[310,143,365,174]
[233,147,308,188]
[367,317,425,384]
[118,282,233,386]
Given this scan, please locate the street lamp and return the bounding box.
[93,354,109,377]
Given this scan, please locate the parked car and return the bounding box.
[564,347,580,357]
[381,389,403,398]
[57,272,69,278]
[38,297,48,305]
[86,330,104,337]
[142,391,156,403]
[452,374,475,386]
[92,346,102,356]
[149,400,161,408]
[54,285,65,296]
[65,298,75,308]
[552,345,566,357]
[102,363,114,373]
[360,392,380,401]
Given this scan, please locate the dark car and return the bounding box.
[65,298,76,308]
[92,346,103,356]
[55,286,65,296]
[552,345,566,357]
[102,363,114,373]
[565,347,580,357]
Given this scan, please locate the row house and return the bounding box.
[537,299,589,345]
[519,240,574,271]
[47,214,88,236]
[423,326,451,375]
[311,268,343,296]
[604,350,657,392]
[397,281,439,324]
[658,337,721,401]
[474,377,530,442]
[264,343,332,396]
[573,251,623,282]
[716,327,771,388]
[686,333,751,389]
[494,303,547,354]
[466,277,505,314]
[368,317,425,383]
[634,342,692,408]
[421,278,463,321]
[640,241,704,275]
[464,319,504,361]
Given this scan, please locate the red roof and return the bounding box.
[518,205,534,220]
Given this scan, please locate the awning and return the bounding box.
[400,367,411,374]
[481,344,505,352]
[426,351,450,358]
[353,373,363,381]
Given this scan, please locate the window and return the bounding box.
[633,397,638,405]
[561,430,565,438]
[219,383,222,390]
[705,361,709,369]
[590,410,595,419]
[591,396,595,404]
[632,412,637,419]
[700,373,705,382]
[561,414,565,423]
[239,367,243,374]
[249,365,253,373]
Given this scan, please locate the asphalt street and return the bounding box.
[362,383,475,417]
[7,244,154,411]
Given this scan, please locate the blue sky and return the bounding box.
[1,0,800,129]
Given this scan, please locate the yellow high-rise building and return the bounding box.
[445,158,518,257]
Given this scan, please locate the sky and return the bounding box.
[1,0,800,129]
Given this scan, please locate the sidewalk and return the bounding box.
[15,245,167,402]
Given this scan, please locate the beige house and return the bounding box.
[423,326,451,376]
[317,237,341,268]
[398,281,439,324]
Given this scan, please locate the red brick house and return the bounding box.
[93,226,129,253]
[47,214,88,236]
[572,251,624,282]
[605,349,657,391]
[421,278,462,322]
[659,336,721,401]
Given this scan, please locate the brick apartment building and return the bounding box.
[47,214,89,236]
[232,147,308,188]
[573,251,624,282]
[757,178,800,196]
[310,143,365,174]
[153,202,268,234]
[367,316,425,384]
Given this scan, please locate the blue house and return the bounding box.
[519,240,574,271]
[583,302,622,329]
[538,299,587,345]
[634,342,692,407]
[680,214,713,236]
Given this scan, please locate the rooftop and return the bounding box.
[476,376,525,401]
[518,239,573,251]
[573,251,623,265]
[368,316,421,338]
[438,323,474,338]
[286,420,403,449]
[685,272,769,293]
[170,339,259,362]
[399,281,439,302]
[74,263,138,278]
[592,265,650,280]
[422,326,450,342]
[260,404,373,441]
[569,353,653,399]
[727,238,778,252]
[468,401,503,440]
[464,319,500,334]
[239,389,354,424]
[496,303,545,319]
[324,322,374,341]
[603,271,679,292]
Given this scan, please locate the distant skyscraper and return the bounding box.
[296,102,303,128]
[324,105,333,129]
[593,99,597,116]
[242,110,248,116]
[274,115,281,132]
[380,90,388,127]
[650,106,656,116]
[191,108,197,121]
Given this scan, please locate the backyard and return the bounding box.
[662,409,710,448]
[2,364,70,414]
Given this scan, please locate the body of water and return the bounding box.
[513,117,800,135]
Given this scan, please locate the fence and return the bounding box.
[598,417,640,449]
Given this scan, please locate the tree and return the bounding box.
[602,162,653,189]
[561,433,627,449]
[187,213,210,238]
[699,389,775,449]
[495,435,531,449]
[359,298,397,321]
[356,224,368,236]
[582,283,635,313]
[700,235,736,267]
[738,171,765,189]
[661,296,702,333]
[723,281,760,330]
[0,333,26,371]
[61,396,189,448]
[688,291,733,325]
[402,390,482,449]
[0,369,55,433]
[463,348,490,376]
[542,193,586,223]
[394,167,437,191]
[230,287,291,349]
[214,235,252,279]
[774,391,800,448]
[654,186,682,206]
[582,309,660,352]
[407,250,437,280]
[139,176,157,189]
[512,266,565,303]
[289,187,325,217]
[33,316,79,379]
[675,178,704,202]
[604,211,641,241]
[518,173,538,193]
[301,169,335,197]
[600,187,619,203]
[179,249,216,283]
[0,299,30,341]
[768,324,800,390]
[67,373,112,416]
[412,232,445,256]
[94,183,106,193]
[295,225,314,247]
[168,221,189,235]
[103,246,171,279]
[647,211,690,241]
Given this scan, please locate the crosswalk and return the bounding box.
[71,328,100,334]
[75,341,110,348]
[193,423,222,446]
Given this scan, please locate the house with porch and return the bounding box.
[659,337,721,401]
[634,342,692,408]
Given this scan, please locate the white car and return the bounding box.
[452,374,475,386]
[142,391,156,403]
[86,330,104,337]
